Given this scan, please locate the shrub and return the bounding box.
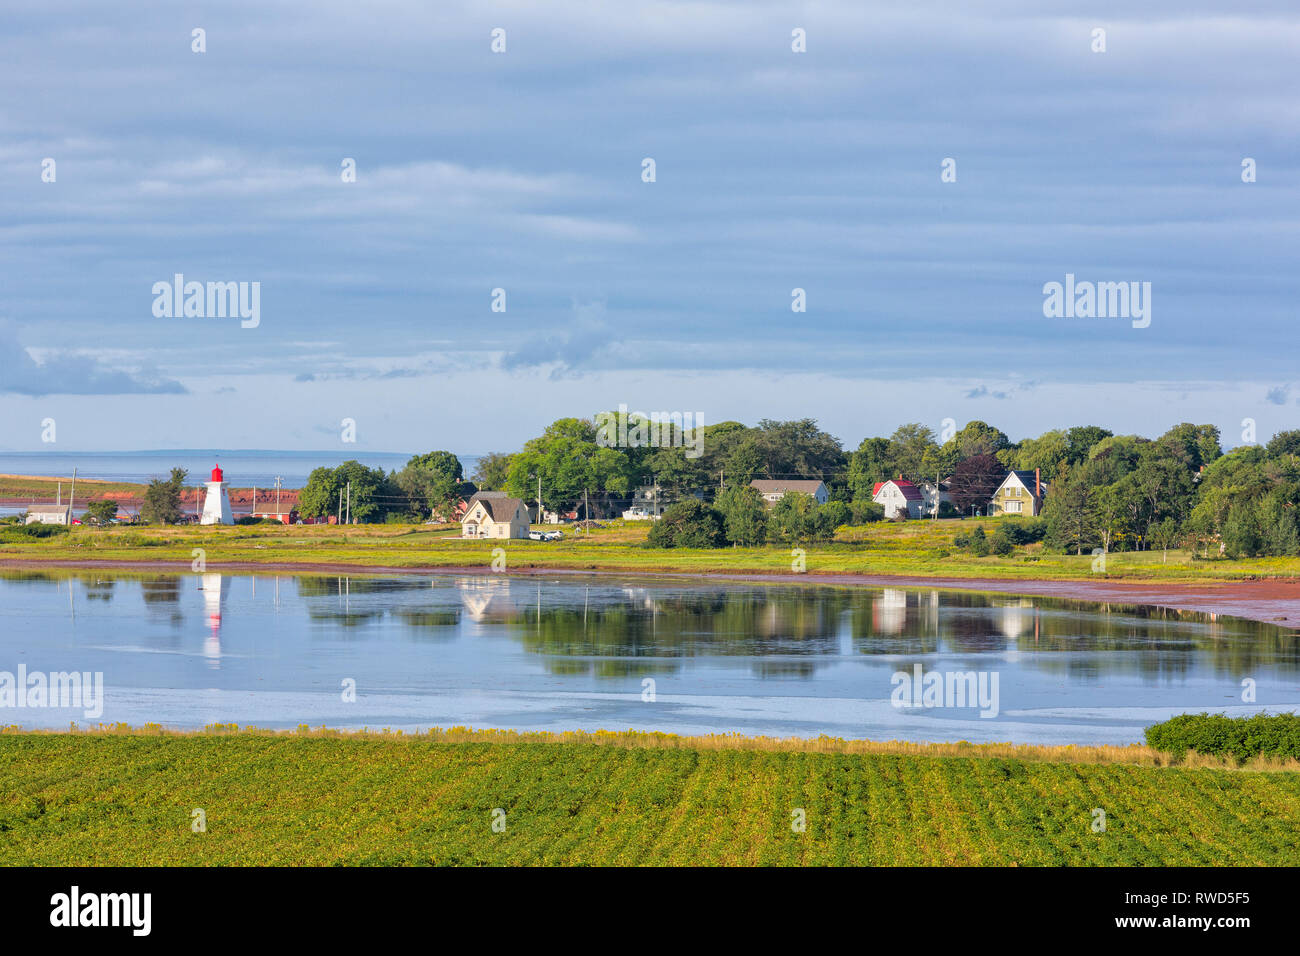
[3,523,70,539]
[850,500,885,524]
[1145,712,1300,760]
[999,517,1047,545]
[816,501,851,538]
[990,531,1014,556]
[646,500,725,549]
[937,501,960,519]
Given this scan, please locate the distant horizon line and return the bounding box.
[0,449,485,458]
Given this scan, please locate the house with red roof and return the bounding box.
[872,477,924,519]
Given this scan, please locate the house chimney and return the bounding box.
[1035,468,1041,506]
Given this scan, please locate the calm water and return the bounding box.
[0,450,475,488]
[1,571,1296,745]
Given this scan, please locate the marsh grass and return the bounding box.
[2,517,1298,583]
[7,723,1297,772]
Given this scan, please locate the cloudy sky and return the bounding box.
[1,0,1297,454]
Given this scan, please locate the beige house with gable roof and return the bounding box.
[461,496,531,539]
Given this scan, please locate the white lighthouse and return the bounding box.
[200,464,234,525]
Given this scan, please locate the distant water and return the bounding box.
[0,450,480,489]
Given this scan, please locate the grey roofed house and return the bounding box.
[25,505,71,525]
[461,495,531,539]
[477,497,525,521]
[748,479,830,505]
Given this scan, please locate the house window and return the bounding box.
[1007,500,1022,513]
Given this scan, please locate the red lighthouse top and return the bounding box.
[210,464,224,483]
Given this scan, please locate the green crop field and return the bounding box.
[2,730,1298,866]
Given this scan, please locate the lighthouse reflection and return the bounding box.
[198,573,230,668]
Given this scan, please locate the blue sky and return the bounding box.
[1,0,1297,454]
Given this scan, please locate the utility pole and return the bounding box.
[274,476,282,518]
[346,481,352,525]
[69,467,76,525]
[584,488,590,532]
[536,474,542,524]
[338,487,343,525]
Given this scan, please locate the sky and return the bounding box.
[1,0,1297,456]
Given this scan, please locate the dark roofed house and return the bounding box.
[872,478,924,519]
[989,469,1045,516]
[461,496,530,539]
[749,479,830,506]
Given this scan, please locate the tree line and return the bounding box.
[126,415,1300,559]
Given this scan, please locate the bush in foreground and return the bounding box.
[1145,712,1300,760]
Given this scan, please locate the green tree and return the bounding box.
[1092,483,1131,553]
[140,468,187,525]
[815,500,851,539]
[715,484,767,546]
[507,418,637,515]
[397,451,465,519]
[768,492,817,543]
[1150,517,1180,562]
[1064,426,1113,464]
[471,452,513,491]
[1043,465,1096,555]
[751,419,845,480]
[1012,429,1070,482]
[298,462,396,523]
[848,437,892,501]
[646,500,725,548]
[1221,501,1262,558]
[85,500,119,526]
[887,424,938,481]
[299,466,342,519]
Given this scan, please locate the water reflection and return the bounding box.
[1,570,1297,743]
[199,573,230,668]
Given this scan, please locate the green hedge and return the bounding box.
[1,523,70,539]
[1145,712,1300,759]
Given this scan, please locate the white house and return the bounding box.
[872,479,924,519]
[623,483,667,520]
[918,479,953,517]
[25,505,71,526]
[749,479,830,506]
[461,496,531,539]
